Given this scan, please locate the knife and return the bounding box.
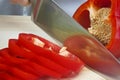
[31,0,120,80]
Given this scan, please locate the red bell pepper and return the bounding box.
[73,0,120,58]
[18,33,84,72]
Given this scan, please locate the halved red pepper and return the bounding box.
[73,0,120,58]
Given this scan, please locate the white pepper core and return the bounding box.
[88,8,112,45]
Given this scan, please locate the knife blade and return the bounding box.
[31,0,120,79]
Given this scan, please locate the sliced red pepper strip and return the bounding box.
[0,48,44,77]
[73,0,120,58]
[0,72,20,80]
[9,39,71,76]
[0,62,38,80]
[9,67,38,80]
[19,33,60,53]
[0,48,28,65]
[28,62,62,78]
[0,48,61,78]
[18,33,84,72]
[0,63,9,71]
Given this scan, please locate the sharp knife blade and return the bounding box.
[31,0,120,79]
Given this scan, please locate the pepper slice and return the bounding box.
[0,48,62,78]
[0,72,20,80]
[18,33,84,72]
[9,39,70,77]
[73,0,120,58]
[0,48,44,77]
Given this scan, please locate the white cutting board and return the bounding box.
[0,15,108,80]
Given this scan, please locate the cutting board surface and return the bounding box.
[0,15,107,80]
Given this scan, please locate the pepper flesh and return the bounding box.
[73,0,120,58]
